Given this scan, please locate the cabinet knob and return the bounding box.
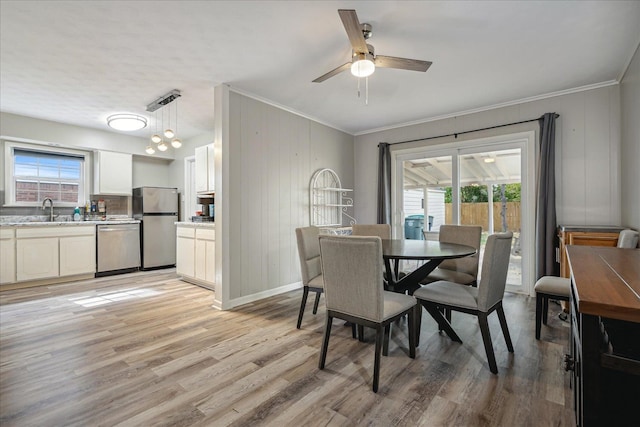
[563,354,575,372]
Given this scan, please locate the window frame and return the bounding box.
[3,140,91,207]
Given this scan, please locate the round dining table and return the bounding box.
[381,239,477,295]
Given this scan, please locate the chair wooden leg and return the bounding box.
[478,312,497,374]
[542,296,549,324]
[312,291,321,314]
[297,287,309,329]
[373,325,383,393]
[358,325,365,342]
[408,306,416,359]
[415,304,422,346]
[535,293,543,340]
[352,323,357,339]
[319,315,333,370]
[496,303,514,352]
[382,324,391,356]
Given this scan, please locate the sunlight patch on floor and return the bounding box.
[69,287,161,307]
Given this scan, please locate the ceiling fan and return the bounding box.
[313,9,432,83]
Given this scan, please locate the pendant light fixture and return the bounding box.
[163,102,175,139]
[150,109,162,144]
[171,100,182,148]
[145,89,182,155]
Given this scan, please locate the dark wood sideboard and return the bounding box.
[566,246,640,426]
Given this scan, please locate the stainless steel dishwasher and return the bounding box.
[96,223,141,276]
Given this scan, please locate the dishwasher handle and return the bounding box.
[98,226,140,232]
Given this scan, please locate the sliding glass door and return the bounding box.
[394,133,535,294]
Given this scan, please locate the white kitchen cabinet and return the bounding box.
[94,151,133,195]
[0,228,16,285]
[15,225,96,283]
[176,224,215,289]
[176,227,195,278]
[194,228,215,283]
[59,228,96,276]
[195,144,215,194]
[16,237,59,282]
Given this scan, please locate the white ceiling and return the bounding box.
[1,1,639,142]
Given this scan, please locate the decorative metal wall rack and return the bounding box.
[309,168,355,227]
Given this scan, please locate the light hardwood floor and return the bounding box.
[0,269,574,426]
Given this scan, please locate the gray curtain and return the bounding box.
[536,113,559,279]
[377,143,391,224]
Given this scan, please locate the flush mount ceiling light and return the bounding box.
[107,114,147,131]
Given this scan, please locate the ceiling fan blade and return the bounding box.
[338,9,368,53]
[312,62,351,83]
[374,55,433,72]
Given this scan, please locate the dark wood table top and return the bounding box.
[381,239,476,261]
[567,245,640,322]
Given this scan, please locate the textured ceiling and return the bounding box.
[1,1,639,142]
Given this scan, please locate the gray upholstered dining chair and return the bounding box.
[295,226,324,329]
[617,229,639,248]
[413,232,514,374]
[421,224,483,287]
[351,223,391,239]
[318,235,417,392]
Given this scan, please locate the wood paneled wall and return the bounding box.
[220,89,353,307]
[354,85,623,227]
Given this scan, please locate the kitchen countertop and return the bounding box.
[175,221,215,228]
[0,219,140,227]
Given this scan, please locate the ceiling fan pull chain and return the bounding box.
[365,76,369,105]
[357,76,361,98]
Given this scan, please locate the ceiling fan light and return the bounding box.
[145,145,156,155]
[171,138,182,148]
[151,134,162,144]
[351,56,375,78]
[164,128,175,139]
[107,114,147,131]
[158,141,168,152]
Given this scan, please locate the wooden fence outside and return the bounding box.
[445,202,521,232]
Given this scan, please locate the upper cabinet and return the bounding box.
[94,151,133,195]
[195,143,215,194]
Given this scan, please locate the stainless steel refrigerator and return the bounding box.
[133,187,178,270]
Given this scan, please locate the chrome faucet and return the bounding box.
[42,197,54,221]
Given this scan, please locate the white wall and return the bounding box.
[0,112,175,196]
[354,85,622,228]
[620,45,640,230]
[216,87,354,309]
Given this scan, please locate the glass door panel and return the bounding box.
[402,155,452,241]
[459,147,522,288]
[396,137,531,294]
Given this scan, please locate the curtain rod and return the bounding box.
[385,113,559,146]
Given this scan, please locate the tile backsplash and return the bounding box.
[0,191,131,218]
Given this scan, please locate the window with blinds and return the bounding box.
[10,147,86,206]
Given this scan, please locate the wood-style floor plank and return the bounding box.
[0,269,574,426]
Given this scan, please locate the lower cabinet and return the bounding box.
[15,226,96,283]
[1,228,16,285]
[60,234,96,276]
[16,237,59,281]
[176,225,215,289]
[176,227,196,278]
[195,230,215,283]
